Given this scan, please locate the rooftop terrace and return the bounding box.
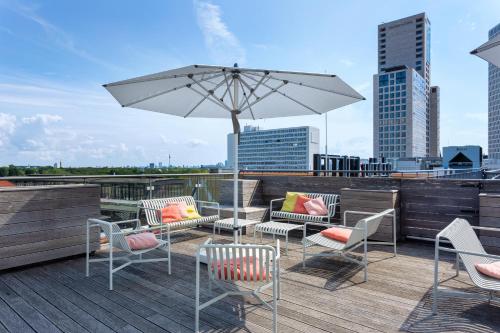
[1,230,499,333]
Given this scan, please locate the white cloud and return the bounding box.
[195,1,246,65]
[22,114,62,125]
[187,138,208,147]
[340,59,355,67]
[160,134,178,145]
[0,113,16,147]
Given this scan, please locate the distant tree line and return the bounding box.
[0,165,209,177]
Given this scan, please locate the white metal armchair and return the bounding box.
[195,239,281,333]
[86,218,170,290]
[302,209,396,282]
[433,218,500,314]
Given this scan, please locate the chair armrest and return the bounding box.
[327,203,337,217]
[437,246,500,261]
[343,210,386,226]
[195,200,219,207]
[270,198,285,207]
[472,225,500,232]
[195,200,220,218]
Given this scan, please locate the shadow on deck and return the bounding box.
[0,230,499,333]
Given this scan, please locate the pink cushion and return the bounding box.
[320,227,352,243]
[475,261,500,279]
[168,202,189,218]
[214,257,268,281]
[303,197,328,216]
[126,232,159,250]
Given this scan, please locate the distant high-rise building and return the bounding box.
[488,23,500,167]
[227,126,320,170]
[373,66,427,158]
[429,86,440,157]
[374,12,439,158]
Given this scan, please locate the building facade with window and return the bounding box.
[373,66,427,158]
[488,23,500,168]
[226,125,320,170]
[374,12,440,158]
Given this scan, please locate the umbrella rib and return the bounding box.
[238,81,256,120]
[220,76,233,102]
[248,72,365,100]
[122,72,225,108]
[239,81,287,112]
[184,76,228,118]
[104,69,219,87]
[240,74,321,115]
[189,77,232,111]
[223,73,235,110]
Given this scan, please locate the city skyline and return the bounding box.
[0,0,499,166]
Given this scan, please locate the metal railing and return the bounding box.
[5,173,233,202]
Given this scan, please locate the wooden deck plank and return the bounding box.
[0,279,62,333]
[0,274,89,333]
[0,231,500,333]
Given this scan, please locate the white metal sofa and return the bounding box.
[137,196,219,241]
[195,239,280,333]
[433,218,500,314]
[86,218,170,290]
[302,209,396,282]
[270,192,340,224]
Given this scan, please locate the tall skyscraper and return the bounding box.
[373,12,440,158]
[227,125,320,170]
[488,23,500,167]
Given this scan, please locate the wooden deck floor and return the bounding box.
[0,229,499,333]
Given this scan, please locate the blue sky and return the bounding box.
[0,0,498,167]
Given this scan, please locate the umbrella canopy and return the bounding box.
[104,64,365,243]
[471,34,500,67]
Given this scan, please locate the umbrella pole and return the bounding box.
[233,132,239,244]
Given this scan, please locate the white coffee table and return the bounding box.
[254,221,304,255]
[213,218,262,238]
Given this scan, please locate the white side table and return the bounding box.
[213,218,262,238]
[254,221,304,255]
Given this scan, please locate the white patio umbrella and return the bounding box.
[471,34,500,67]
[103,64,364,244]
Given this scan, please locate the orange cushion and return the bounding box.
[170,202,189,218]
[320,227,352,243]
[161,205,182,223]
[214,257,268,281]
[125,232,159,250]
[475,261,500,279]
[293,195,311,214]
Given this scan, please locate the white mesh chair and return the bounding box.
[195,239,280,333]
[270,193,340,224]
[302,209,396,282]
[433,218,500,314]
[86,218,170,290]
[138,195,219,245]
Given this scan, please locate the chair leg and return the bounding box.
[363,238,368,282]
[432,238,440,315]
[302,243,306,268]
[285,233,289,256]
[195,254,201,333]
[272,279,278,333]
[109,243,114,290]
[86,222,90,277]
[277,260,281,300]
[167,232,172,275]
[455,253,460,277]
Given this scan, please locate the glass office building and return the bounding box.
[488,23,500,167]
[227,126,319,170]
[374,12,439,158]
[373,66,427,158]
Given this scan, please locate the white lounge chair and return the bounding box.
[302,209,396,282]
[86,218,170,290]
[195,239,280,333]
[433,218,500,314]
